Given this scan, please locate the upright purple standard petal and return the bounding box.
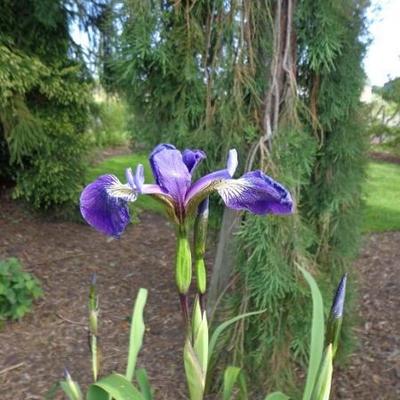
[150,146,191,204]
[216,170,293,215]
[226,149,238,177]
[182,149,206,173]
[149,144,176,184]
[80,175,131,237]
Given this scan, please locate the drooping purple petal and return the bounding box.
[150,146,191,203]
[80,175,131,237]
[185,169,232,208]
[182,149,206,173]
[216,170,293,215]
[184,149,238,208]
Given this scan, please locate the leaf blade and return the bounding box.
[222,366,241,400]
[126,288,148,382]
[87,373,144,400]
[298,266,325,400]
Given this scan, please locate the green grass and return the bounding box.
[86,153,165,214]
[87,154,400,233]
[363,161,400,232]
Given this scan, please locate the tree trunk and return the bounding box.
[207,208,241,313]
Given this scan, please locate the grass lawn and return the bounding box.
[363,161,400,233]
[86,153,165,214]
[87,153,400,233]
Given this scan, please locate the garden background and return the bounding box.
[0,0,399,399]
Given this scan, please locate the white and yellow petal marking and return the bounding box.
[106,176,138,202]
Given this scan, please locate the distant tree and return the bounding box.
[369,78,400,149]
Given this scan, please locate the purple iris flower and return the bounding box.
[80,144,294,237]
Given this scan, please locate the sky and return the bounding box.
[364,0,400,86]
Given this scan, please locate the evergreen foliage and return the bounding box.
[0,0,91,209]
[115,1,274,171]
[228,0,368,393]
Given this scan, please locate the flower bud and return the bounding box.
[176,227,192,295]
[193,198,209,295]
[326,274,347,358]
[62,368,83,400]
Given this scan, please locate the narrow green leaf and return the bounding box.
[184,339,205,400]
[192,297,202,339]
[222,366,241,400]
[238,371,248,400]
[208,309,266,362]
[87,373,145,400]
[193,312,209,374]
[264,392,290,400]
[311,345,333,400]
[136,368,153,400]
[297,266,325,400]
[126,288,148,382]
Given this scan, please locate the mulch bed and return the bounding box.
[369,151,400,164]
[334,232,400,400]
[0,191,399,399]
[0,191,185,399]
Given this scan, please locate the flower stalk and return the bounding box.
[88,273,101,381]
[193,198,209,311]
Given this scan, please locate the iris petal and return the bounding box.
[134,164,145,193]
[182,149,206,173]
[185,169,231,206]
[149,144,176,185]
[80,175,132,237]
[226,149,238,176]
[150,146,191,204]
[216,170,293,215]
[184,149,237,209]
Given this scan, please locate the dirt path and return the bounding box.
[0,192,399,399]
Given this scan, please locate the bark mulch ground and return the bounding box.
[369,151,400,165]
[0,192,399,399]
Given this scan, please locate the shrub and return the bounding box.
[88,97,130,149]
[0,44,91,209]
[0,258,43,320]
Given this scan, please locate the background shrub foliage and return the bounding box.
[0,0,91,209]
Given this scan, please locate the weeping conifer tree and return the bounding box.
[115,0,368,395]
